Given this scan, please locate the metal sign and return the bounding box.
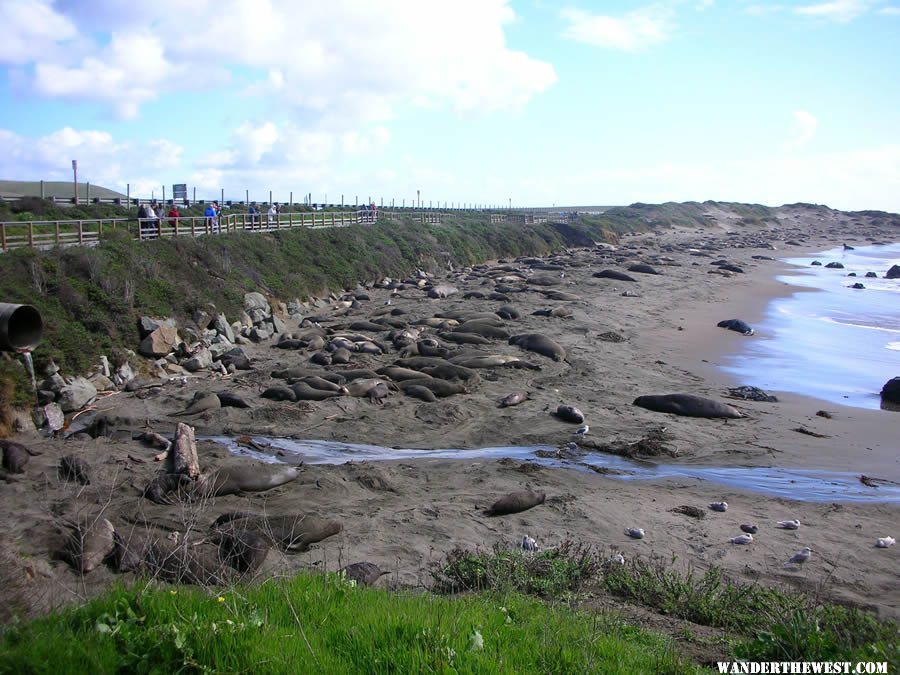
[173,183,187,199]
[72,160,77,170]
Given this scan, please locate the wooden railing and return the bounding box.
[0,209,461,251]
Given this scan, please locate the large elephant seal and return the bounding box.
[261,385,298,402]
[484,490,546,516]
[403,384,438,402]
[198,465,302,498]
[172,392,221,416]
[627,263,660,275]
[400,378,466,398]
[554,405,585,423]
[214,512,342,552]
[291,382,343,401]
[717,319,755,336]
[59,518,116,573]
[1,440,39,474]
[633,394,744,419]
[214,529,270,576]
[509,333,566,362]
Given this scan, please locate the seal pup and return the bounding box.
[403,384,438,402]
[709,501,728,512]
[783,547,812,567]
[59,455,92,485]
[717,319,755,336]
[216,392,252,409]
[633,394,744,419]
[171,392,221,416]
[498,391,528,408]
[58,518,116,573]
[341,562,389,586]
[875,536,895,548]
[624,527,645,539]
[484,490,546,516]
[260,385,298,402]
[1,440,39,474]
[730,534,753,545]
[508,333,566,361]
[214,529,270,576]
[776,519,801,530]
[555,405,585,424]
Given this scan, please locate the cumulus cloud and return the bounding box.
[0,0,78,64]
[560,5,673,51]
[7,1,555,122]
[787,110,818,150]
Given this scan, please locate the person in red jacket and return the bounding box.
[167,202,180,228]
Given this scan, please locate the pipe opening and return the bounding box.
[0,304,44,352]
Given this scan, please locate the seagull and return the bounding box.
[610,553,625,565]
[709,501,728,512]
[740,524,759,534]
[574,425,589,436]
[777,519,801,530]
[730,533,753,545]
[876,536,896,548]
[784,546,812,567]
[624,527,645,539]
[521,535,539,552]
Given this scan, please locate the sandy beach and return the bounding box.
[2,209,898,625]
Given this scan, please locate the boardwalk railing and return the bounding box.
[0,209,460,251]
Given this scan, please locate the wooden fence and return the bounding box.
[0,209,456,252]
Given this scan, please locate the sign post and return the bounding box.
[72,160,77,204]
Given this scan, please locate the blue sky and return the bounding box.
[1,0,898,210]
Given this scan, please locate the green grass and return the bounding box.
[0,572,699,674]
[433,545,899,666]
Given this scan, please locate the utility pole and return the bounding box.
[71,160,77,204]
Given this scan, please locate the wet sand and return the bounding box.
[2,211,898,622]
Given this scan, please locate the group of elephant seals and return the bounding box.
[484,489,546,516]
[633,393,744,419]
[717,319,755,336]
[142,465,301,504]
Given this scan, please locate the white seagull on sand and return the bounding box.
[777,519,801,530]
[624,527,645,539]
[876,536,895,548]
[574,425,589,436]
[709,501,728,512]
[730,533,753,545]
[521,535,539,552]
[610,553,625,565]
[784,547,812,567]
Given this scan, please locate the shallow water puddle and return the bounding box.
[208,436,900,504]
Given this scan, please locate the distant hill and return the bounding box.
[0,180,127,200]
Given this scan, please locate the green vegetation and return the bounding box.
[0,572,698,674]
[433,545,899,666]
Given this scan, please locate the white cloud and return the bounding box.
[787,110,818,150]
[877,5,900,13]
[560,5,673,51]
[0,0,77,64]
[794,0,875,21]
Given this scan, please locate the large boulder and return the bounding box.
[138,316,177,338]
[885,265,900,280]
[244,292,270,315]
[139,325,179,357]
[58,377,98,413]
[881,377,900,405]
[213,314,235,343]
[182,348,213,373]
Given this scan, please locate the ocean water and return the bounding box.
[721,242,900,410]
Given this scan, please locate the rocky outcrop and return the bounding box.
[881,377,900,405]
[886,265,900,279]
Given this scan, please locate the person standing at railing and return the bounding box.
[267,203,277,227]
[138,202,153,239]
[167,202,180,229]
[204,202,217,234]
[248,203,260,229]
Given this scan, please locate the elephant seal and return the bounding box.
[399,378,467,397]
[484,490,546,516]
[403,385,438,402]
[420,364,480,383]
[627,263,660,275]
[142,473,195,504]
[59,518,116,573]
[428,285,459,299]
[214,529,270,575]
[214,512,342,552]
[1,440,38,474]
[394,356,449,370]
[453,322,510,339]
[540,290,580,302]
[717,319,754,336]
[633,394,744,419]
[496,305,520,320]
[310,351,332,366]
[555,405,585,423]
[199,465,302,498]
[295,376,346,393]
[499,391,528,408]
[376,365,429,382]
[439,332,492,345]
[59,455,91,485]
[261,385,298,402]
[509,333,566,361]
[341,562,388,586]
[172,392,221,416]
[337,369,381,382]
[291,382,343,401]
[593,270,636,282]
[216,391,253,408]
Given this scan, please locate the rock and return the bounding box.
[249,326,271,342]
[40,373,65,394]
[114,361,135,386]
[811,261,822,266]
[881,377,900,404]
[269,315,286,335]
[182,348,213,372]
[58,377,98,413]
[88,373,116,392]
[247,308,268,325]
[244,292,270,314]
[138,316,176,338]
[825,262,844,269]
[865,272,878,278]
[213,314,235,343]
[850,283,866,290]
[886,265,900,279]
[32,403,65,432]
[37,390,55,406]
[139,325,179,357]
[99,355,111,378]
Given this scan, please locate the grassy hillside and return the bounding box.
[0,180,127,200]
